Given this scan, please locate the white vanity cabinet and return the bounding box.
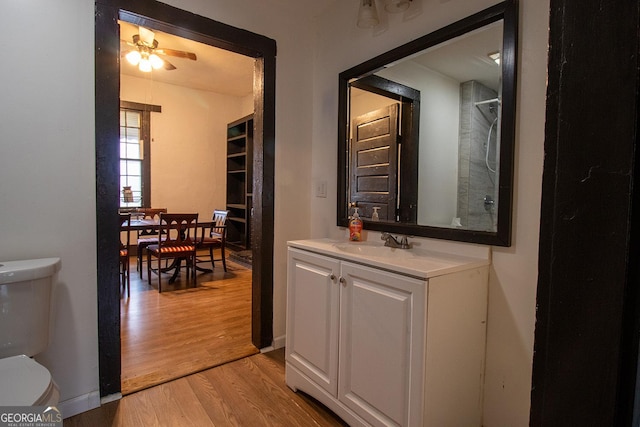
[285,240,490,427]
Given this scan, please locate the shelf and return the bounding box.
[226,114,253,250]
[227,152,246,159]
[227,134,246,142]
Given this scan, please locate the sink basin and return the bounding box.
[331,241,488,277]
[332,242,404,257]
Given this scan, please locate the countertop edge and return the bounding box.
[287,239,490,279]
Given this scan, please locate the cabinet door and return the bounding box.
[339,261,426,427]
[286,248,340,396]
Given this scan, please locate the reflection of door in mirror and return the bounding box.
[350,76,420,223]
[350,104,399,221]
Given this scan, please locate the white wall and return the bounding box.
[121,75,252,218]
[377,62,461,226]
[0,0,100,416]
[0,0,548,424]
[483,1,548,424]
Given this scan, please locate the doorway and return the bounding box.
[95,0,276,397]
[118,20,258,394]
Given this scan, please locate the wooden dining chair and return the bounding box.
[146,213,198,293]
[136,207,168,277]
[119,213,131,297]
[195,209,229,272]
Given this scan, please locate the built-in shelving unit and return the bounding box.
[226,114,253,250]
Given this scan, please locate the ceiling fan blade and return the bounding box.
[162,58,177,71]
[138,26,156,46]
[120,39,136,47]
[156,48,197,61]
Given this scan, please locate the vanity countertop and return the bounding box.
[288,238,490,279]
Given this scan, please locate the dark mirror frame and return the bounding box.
[337,0,517,246]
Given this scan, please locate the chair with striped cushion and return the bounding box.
[119,213,131,297]
[146,213,198,293]
[136,207,168,277]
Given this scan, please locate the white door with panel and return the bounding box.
[338,261,426,427]
[286,249,340,395]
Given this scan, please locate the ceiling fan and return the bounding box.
[122,26,197,72]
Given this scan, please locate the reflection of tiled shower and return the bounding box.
[457,80,499,231]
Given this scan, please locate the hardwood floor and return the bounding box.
[121,250,259,394]
[65,349,348,426]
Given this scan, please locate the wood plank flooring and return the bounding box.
[65,349,348,427]
[121,251,259,394]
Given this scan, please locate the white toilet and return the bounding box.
[0,258,61,406]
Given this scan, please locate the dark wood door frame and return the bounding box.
[531,0,640,424]
[95,0,275,397]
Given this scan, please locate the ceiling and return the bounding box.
[119,21,255,96]
[408,21,503,91]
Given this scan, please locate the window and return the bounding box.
[120,109,143,207]
[119,101,161,208]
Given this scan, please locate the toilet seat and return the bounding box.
[0,355,59,406]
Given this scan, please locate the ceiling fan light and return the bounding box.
[125,50,141,66]
[138,58,152,72]
[149,54,164,69]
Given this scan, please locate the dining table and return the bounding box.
[123,217,216,283]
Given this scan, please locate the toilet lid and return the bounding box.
[0,355,53,406]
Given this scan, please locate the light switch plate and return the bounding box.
[316,181,327,198]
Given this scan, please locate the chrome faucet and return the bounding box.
[381,232,412,249]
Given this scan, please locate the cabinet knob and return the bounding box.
[330,274,336,281]
[339,277,346,285]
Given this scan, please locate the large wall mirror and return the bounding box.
[337,0,517,246]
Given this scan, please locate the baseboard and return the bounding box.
[100,393,122,404]
[259,335,285,354]
[272,334,286,350]
[60,390,101,419]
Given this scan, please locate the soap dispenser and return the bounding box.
[372,207,380,222]
[349,207,363,241]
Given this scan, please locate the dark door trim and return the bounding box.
[95,0,276,397]
[530,0,640,424]
[350,75,420,223]
[350,104,400,221]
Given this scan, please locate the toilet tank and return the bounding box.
[0,258,61,358]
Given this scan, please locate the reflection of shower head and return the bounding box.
[474,97,501,117]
